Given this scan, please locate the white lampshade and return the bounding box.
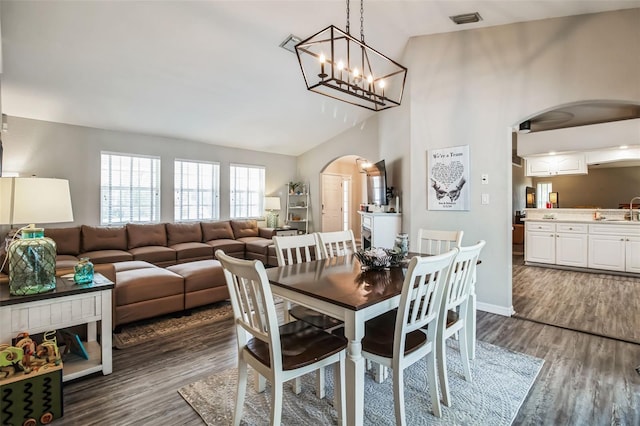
[0,177,74,225]
[264,196,281,211]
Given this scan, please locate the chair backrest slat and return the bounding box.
[443,240,486,313]
[417,229,463,256]
[273,234,321,266]
[394,249,458,359]
[317,230,358,259]
[216,250,282,370]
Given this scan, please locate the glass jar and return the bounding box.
[74,257,94,284]
[394,233,409,257]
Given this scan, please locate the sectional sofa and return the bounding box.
[0,220,278,328]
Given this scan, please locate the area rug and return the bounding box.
[178,339,543,425]
[113,301,234,349]
[512,262,640,344]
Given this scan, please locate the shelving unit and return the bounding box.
[286,187,310,234]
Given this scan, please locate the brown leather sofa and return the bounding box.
[0,219,278,328]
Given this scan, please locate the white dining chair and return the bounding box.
[360,249,458,424]
[215,250,347,426]
[272,233,342,399]
[317,229,358,259]
[417,229,463,255]
[436,240,486,407]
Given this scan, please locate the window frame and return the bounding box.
[229,163,266,219]
[174,159,220,222]
[100,151,161,225]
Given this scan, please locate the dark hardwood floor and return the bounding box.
[53,305,640,426]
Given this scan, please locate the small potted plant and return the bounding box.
[288,181,300,194]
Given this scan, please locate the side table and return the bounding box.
[0,273,114,382]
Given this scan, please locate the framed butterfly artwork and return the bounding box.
[427,145,470,211]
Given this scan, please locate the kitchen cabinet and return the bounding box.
[525,221,588,266]
[525,222,556,264]
[588,224,640,273]
[525,153,587,177]
[555,223,588,267]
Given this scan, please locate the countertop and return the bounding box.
[524,218,640,225]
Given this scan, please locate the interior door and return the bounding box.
[322,173,344,232]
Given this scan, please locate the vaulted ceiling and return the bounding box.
[2,1,639,156]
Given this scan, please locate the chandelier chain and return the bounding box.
[346,0,350,34]
[360,0,365,42]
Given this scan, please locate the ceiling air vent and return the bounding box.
[279,34,302,53]
[450,12,482,25]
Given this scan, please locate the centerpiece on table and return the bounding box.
[354,247,405,271]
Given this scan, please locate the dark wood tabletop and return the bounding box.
[266,254,409,311]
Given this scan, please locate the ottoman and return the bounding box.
[113,261,184,327]
[166,260,229,309]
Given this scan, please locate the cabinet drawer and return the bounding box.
[525,222,555,232]
[556,223,588,233]
[589,224,640,236]
[362,215,372,228]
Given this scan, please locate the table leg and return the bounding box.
[344,314,365,426]
[101,289,113,375]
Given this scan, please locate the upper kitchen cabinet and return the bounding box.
[525,153,587,177]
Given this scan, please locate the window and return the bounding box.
[230,164,265,218]
[101,152,161,225]
[174,160,220,221]
[536,182,552,208]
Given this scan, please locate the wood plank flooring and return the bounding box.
[53,306,640,425]
[512,254,640,343]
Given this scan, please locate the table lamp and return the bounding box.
[0,177,74,295]
[264,196,281,228]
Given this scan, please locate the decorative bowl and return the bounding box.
[355,248,404,270]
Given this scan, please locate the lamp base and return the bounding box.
[266,212,279,228]
[8,231,57,296]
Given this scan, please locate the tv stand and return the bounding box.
[358,212,402,250]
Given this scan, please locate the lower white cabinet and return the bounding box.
[525,222,588,267]
[588,235,626,271]
[525,223,556,264]
[588,224,640,273]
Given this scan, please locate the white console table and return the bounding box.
[0,274,114,382]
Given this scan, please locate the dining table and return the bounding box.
[265,253,413,425]
[266,251,481,425]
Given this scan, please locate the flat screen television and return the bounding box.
[366,160,387,206]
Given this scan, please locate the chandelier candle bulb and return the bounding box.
[318,53,327,78]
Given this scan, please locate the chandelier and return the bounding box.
[295,0,407,111]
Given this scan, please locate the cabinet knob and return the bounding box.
[569,227,573,230]
[621,238,625,241]
[551,234,555,237]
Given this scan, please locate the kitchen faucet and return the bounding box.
[630,196,640,221]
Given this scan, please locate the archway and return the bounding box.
[320,155,370,240]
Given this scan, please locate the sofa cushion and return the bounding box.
[242,237,274,256]
[82,225,127,252]
[55,254,80,271]
[166,222,203,246]
[231,220,259,238]
[128,246,176,266]
[113,260,157,273]
[201,221,234,241]
[170,242,213,262]
[205,239,245,256]
[115,267,184,306]
[45,226,81,255]
[127,223,168,249]
[80,249,133,264]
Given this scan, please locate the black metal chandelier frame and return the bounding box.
[295,0,407,111]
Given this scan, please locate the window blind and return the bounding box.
[174,159,220,221]
[230,164,265,218]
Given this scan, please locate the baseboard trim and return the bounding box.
[477,302,514,317]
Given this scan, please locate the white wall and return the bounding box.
[1,116,296,226]
[297,115,380,233]
[378,9,640,315]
